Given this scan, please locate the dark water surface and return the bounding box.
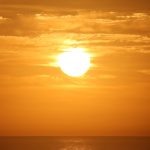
[0,136,150,150]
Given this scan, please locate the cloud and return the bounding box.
[0,0,150,11]
[0,7,150,87]
[0,16,8,21]
[1,8,150,36]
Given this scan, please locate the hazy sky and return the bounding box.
[0,0,150,10]
[0,0,150,136]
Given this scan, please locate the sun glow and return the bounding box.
[58,48,91,77]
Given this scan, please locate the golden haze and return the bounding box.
[0,0,150,136]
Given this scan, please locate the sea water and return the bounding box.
[0,136,150,150]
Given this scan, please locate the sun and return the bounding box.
[58,48,91,77]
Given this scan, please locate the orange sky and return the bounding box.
[0,0,150,136]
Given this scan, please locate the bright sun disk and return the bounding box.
[58,48,91,77]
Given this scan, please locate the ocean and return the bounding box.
[0,136,150,150]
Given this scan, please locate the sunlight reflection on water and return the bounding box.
[59,138,92,150]
[60,146,91,150]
